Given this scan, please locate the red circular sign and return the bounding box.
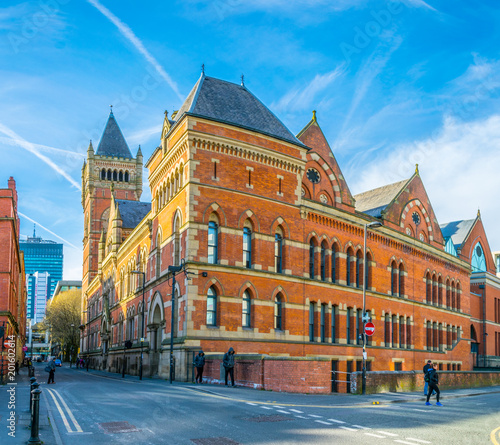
[364,322,375,336]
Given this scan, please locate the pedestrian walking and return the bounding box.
[15,360,19,376]
[194,350,206,384]
[423,360,433,395]
[223,347,236,387]
[47,357,56,384]
[425,364,442,406]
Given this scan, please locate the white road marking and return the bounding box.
[365,433,388,438]
[260,406,272,410]
[405,439,431,444]
[294,415,308,419]
[276,410,290,414]
[395,441,426,445]
[351,425,371,429]
[328,419,346,424]
[412,409,432,412]
[273,405,285,408]
[289,409,303,413]
[378,431,398,436]
[309,414,323,418]
[315,420,332,425]
[339,426,359,432]
[246,402,257,406]
[46,389,73,433]
[52,389,83,433]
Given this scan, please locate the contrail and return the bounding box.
[0,137,85,158]
[86,0,184,101]
[0,123,81,190]
[18,212,81,251]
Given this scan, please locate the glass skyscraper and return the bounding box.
[20,228,63,320]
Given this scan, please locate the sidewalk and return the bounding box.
[0,365,57,445]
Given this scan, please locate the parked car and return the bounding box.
[54,359,62,367]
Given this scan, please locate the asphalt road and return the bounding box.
[5,363,500,445]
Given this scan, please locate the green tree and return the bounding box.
[42,288,81,362]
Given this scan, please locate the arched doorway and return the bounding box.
[149,304,163,376]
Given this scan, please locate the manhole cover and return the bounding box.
[191,438,240,445]
[242,414,291,422]
[99,421,139,434]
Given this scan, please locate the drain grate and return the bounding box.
[191,438,241,445]
[242,414,291,422]
[99,421,139,434]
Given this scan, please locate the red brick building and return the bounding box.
[81,75,499,392]
[0,177,27,381]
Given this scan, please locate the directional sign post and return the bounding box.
[364,322,375,336]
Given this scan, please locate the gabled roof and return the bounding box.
[354,179,409,217]
[173,75,305,147]
[96,111,133,159]
[440,219,476,251]
[115,200,151,229]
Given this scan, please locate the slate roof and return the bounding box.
[96,112,133,159]
[115,200,151,229]
[440,219,476,250]
[173,75,305,147]
[354,179,409,217]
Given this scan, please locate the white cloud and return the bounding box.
[86,0,183,101]
[0,137,84,158]
[349,114,500,249]
[127,124,161,147]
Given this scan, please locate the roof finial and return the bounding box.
[415,163,419,175]
[201,63,205,75]
[241,74,245,87]
[477,208,481,218]
[110,105,113,116]
[312,110,317,122]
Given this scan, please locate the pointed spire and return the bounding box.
[136,145,143,158]
[477,208,481,218]
[312,110,317,122]
[415,164,419,175]
[99,230,105,243]
[110,104,113,116]
[87,140,94,156]
[96,111,132,158]
[241,74,245,87]
[201,63,205,75]
[110,182,114,198]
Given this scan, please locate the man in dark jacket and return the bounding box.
[194,350,205,384]
[47,358,56,384]
[423,360,432,395]
[223,347,235,387]
[425,364,442,406]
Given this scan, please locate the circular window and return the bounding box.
[306,168,320,184]
[320,194,328,204]
[406,227,412,236]
[412,212,421,225]
[476,245,482,257]
[419,233,425,242]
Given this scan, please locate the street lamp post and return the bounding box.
[362,221,382,395]
[131,271,146,380]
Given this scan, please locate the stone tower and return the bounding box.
[81,110,143,290]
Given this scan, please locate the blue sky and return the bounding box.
[2,0,500,279]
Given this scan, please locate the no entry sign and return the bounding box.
[364,322,375,336]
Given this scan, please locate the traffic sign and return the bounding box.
[364,322,375,336]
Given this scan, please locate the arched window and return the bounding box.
[432,274,437,305]
[384,314,391,345]
[124,171,129,182]
[173,289,179,337]
[309,239,316,279]
[206,287,217,326]
[451,282,456,309]
[107,169,112,180]
[101,169,106,180]
[346,307,352,344]
[406,317,411,349]
[113,170,117,181]
[391,261,398,296]
[309,302,316,342]
[426,273,431,303]
[331,305,338,343]
[156,233,161,279]
[208,221,218,264]
[320,241,327,281]
[119,171,123,181]
[471,242,487,272]
[275,231,283,273]
[173,214,181,266]
[446,279,451,308]
[398,264,405,297]
[274,295,282,330]
[331,243,337,283]
[346,247,354,286]
[242,290,251,328]
[456,283,461,311]
[438,277,443,306]
[365,252,372,289]
[356,250,363,288]
[243,227,252,269]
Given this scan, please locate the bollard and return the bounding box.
[29,377,36,412]
[28,388,42,444]
[29,382,40,428]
